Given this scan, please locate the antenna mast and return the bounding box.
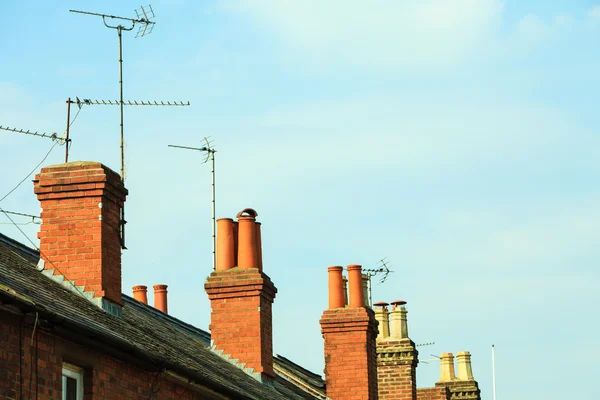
[363,257,394,307]
[168,138,217,270]
[492,344,497,400]
[70,5,156,181]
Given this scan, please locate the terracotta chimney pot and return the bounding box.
[256,222,263,271]
[361,273,371,308]
[328,266,345,309]
[343,276,349,306]
[132,285,148,304]
[153,284,168,314]
[236,208,258,269]
[233,221,239,265]
[216,218,235,271]
[347,264,365,308]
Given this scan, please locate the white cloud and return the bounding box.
[516,14,552,43]
[222,0,504,70]
[588,5,600,21]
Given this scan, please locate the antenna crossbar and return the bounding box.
[69,9,155,25]
[70,99,190,107]
[168,144,214,152]
[0,125,64,142]
[1,210,40,220]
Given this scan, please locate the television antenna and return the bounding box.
[70,5,157,181]
[168,137,217,270]
[0,210,41,226]
[64,97,190,165]
[363,257,394,308]
[0,125,65,144]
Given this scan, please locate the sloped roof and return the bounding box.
[0,232,318,400]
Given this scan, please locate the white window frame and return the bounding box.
[62,362,84,400]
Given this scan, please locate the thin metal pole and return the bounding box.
[118,26,125,181]
[211,151,216,271]
[492,344,497,400]
[367,273,372,308]
[65,98,71,162]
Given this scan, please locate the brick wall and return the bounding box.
[417,387,451,400]
[205,267,277,377]
[320,307,379,400]
[34,162,127,306]
[377,339,418,400]
[0,310,205,399]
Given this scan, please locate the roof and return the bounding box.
[0,232,320,400]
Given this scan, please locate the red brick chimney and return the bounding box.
[320,264,378,400]
[204,208,277,380]
[376,300,419,400]
[34,161,127,314]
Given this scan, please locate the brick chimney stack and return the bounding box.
[376,300,419,400]
[34,161,127,315]
[435,351,481,400]
[320,264,379,400]
[205,208,277,380]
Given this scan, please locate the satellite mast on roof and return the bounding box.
[69,5,156,181]
[168,138,217,270]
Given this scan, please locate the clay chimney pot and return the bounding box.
[328,266,345,309]
[237,209,259,269]
[347,264,365,308]
[390,300,407,308]
[132,285,148,304]
[216,218,236,271]
[153,284,168,314]
[373,301,389,308]
[439,352,457,382]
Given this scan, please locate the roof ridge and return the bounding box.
[0,232,39,259]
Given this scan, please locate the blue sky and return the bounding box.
[1,1,599,398]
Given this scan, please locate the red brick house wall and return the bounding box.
[0,311,201,400]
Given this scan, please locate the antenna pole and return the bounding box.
[168,140,217,270]
[367,273,372,308]
[211,150,216,271]
[65,98,71,162]
[118,26,125,180]
[492,344,497,400]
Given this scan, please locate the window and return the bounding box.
[62,363,84,400]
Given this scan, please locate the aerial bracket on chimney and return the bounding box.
[120,206,127,250]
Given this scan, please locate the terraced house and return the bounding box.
[0,161,482,399]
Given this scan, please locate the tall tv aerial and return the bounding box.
[63,97,189,165]
[363,257,394,307]
[168,138,217,270]
[70,5,156,181]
